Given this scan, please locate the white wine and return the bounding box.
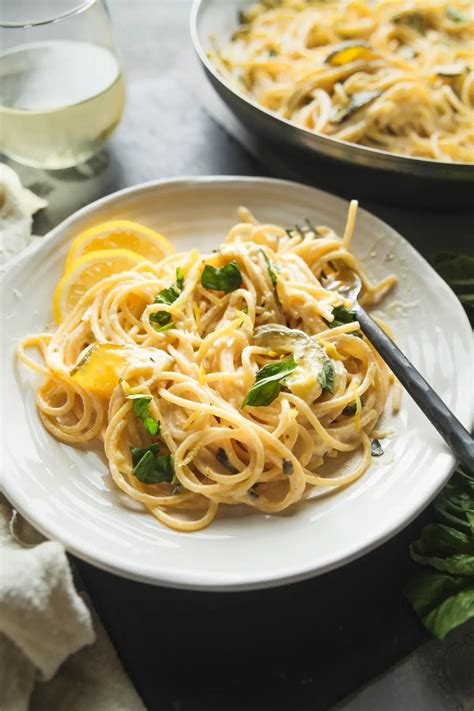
[0,40,125,169]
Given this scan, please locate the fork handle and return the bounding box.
[352,304,474,473]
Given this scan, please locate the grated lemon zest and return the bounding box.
[193,302,201,329]
[321,340,344,361]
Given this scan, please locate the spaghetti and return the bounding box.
[19,202,398,532]
[212,0,474,162]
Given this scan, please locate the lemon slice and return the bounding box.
[65,219,175,270]
[71,344,130,397]
[53,248,145,322]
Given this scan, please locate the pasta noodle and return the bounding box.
[211,0,474,162]
[18,202,397,532]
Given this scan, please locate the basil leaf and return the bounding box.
[216,447,239,474]
[150,267,185,329]
[446,6,466,22]
[342,402,357,416]
[404,572,474,639]
[410,523,474,574]
[201,261,243,294]
[127,395,160,436]
[406,465,474,638]
[260,249,280,304]
[150,310,170,327]
[434,468,474,534]
[130,444,175,484]
[176,266,184,291]
[330,304,356,328]
[371,439,384,456]
[242,354,297,407]
[153,320,175,332]
[318,357,334,393]
[131,443,159,466]
[260,249,278,288]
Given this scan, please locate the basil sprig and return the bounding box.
[150,267,184,330]
[201,261,243,294]
[130,443,176,485]
[404,465,474,639]
[242,354,297,407]
[127,394,160,436]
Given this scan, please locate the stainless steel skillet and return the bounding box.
[190,0,474,208]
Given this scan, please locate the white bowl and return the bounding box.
[1,176,471,590]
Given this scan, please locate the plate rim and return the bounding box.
[190,0,474,175]
[1,174,472,591]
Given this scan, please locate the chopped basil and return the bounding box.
[153,321,175,332]
[216,447,239,474]
[283,459,294,475]
[150,310,172,328]
[342,402,357,416]
[176,266,184,291]
[393,12,427,32]
[333,90,381,124]
[318,357,335,393]
[260,249,280,304]
[371,439,384,457]
[252,325,335,399]
[269,48,278,57]
[242,354,297,407]
[201,261,243,294]
[330,304,357,328]
[150,267,184,329]
[130,444,175,484]
[127,394,160,436]
[446,6,466,22]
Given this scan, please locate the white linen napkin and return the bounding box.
[0,163,48,265]
[0,164,145,711]
[0,496,146,711]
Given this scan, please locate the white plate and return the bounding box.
[1,177,472,591]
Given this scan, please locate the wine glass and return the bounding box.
[0,0,126,169]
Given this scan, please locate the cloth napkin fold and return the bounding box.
[0,163,48,265]
[0,164,145,710]
[0,496,146,711]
